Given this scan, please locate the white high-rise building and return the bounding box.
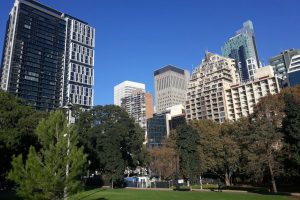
[114,81,145,106]
[154,65,190,113]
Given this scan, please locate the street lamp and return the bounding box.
[62,102,73,200]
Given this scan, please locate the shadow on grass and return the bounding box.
[76,188,108,200]
[222,186,296,197]
[0,190,21,200]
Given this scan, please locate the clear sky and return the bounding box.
[0,0,299,106]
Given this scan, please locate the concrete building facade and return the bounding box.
[224,66,281,121]
[269,49,300,80]
[288,54,300,87]
[121,90,153,131]
[114,80,145,106]
[154,65,189,113]
[186,52,240,123]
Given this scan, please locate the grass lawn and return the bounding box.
[70,188,293,200]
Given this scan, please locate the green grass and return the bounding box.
[70,188,292,200]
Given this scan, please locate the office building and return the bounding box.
[186,52,239,123]
[222,20,259,82]
[154,65,189,113]
[224,66,281,121]
[288,54,300,87]
[121,90,153,130]
[269,49,300,80]
[0,0,95,110]
[147,104,185,148]
[114,81,145,106]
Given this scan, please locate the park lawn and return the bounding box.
[70,188,292,200]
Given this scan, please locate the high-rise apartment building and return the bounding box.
[269,49,300,79]
[0,0,95,110]
[222,20,259,82]
[224,66,281,121]
[186,52,239,123]
[114,81,145,106]
[154,65,189,113]
[121,90,153,130]
[288,54,300,87]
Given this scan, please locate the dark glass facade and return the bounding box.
[2,2,65,110]
[288,71,300,87]
[147,113,167,148]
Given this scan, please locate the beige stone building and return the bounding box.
[186,52,240,123]
[224,66,281,121]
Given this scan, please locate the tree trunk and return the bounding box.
[224,169,230,186]
[268,160,277,193]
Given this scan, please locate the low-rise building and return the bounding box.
[147,104,185,148]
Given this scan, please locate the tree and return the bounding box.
[0,90,47,188]
[76,105,148,186]
[8,111,87,200]
[149,140,176,180]
[176,123,200,181]
[282,92,300,174]
[245,94,285,193]
[217,121,241,186]
[190,119,241,186]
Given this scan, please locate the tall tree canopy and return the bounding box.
[0,90,46,188]
[176,123,200,180]
[76,105,148,185]
[282,87,300,174]
[8,111,87,200]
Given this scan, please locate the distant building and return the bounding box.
[224,66,281,121]
[154,65,189,113]
[114,81,145,106]
[186,52,239,123]
[288,54,300,87]
[222,20,259,82]
[121,90,153,131]
[0,0,95,110]
[269,49,300,80]
[147,104,185,148]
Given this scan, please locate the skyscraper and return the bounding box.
[186,52,239,123]
[154,65,189,113]
[114,81,145,106]
[0,0,95,110]
[121,89,153,131]
[288,54,300,87]
[222,20,259,82]
[269,49,300,79]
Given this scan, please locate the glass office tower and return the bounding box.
[222,20,259,82]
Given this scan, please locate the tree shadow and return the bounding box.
[76,189,108,200]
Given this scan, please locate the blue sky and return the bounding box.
[0,0,299,106]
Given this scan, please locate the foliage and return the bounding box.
[8,111,87,200]
[149,146,176,180]
[76,105,148,184]
[189,119,241,186]
[282,89,300,175]
[176,123,200,180]
[0,90,47,187]
[244,94,285,193]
